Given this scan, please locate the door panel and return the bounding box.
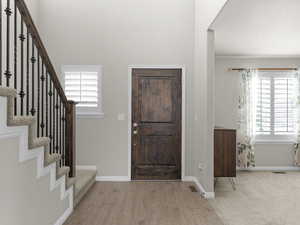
[140,78,173,122]
[132,69,182,180]
[140,136,176,164]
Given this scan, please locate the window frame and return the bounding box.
[62,65,104,118]
[255,71,297,144]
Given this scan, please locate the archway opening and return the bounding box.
[208,0,300,224]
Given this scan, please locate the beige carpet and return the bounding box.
[209,171,300,225]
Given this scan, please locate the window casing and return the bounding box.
[255,71,297,143]
[63,65,103,118]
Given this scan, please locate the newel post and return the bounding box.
[65,100,76,177]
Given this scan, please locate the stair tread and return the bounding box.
[75,169,97,196]
[0,87,17,97]
[30,137,50,149]
[57,166,70,179]
[44,153,61,167]
[66,177,76,190]
[74,169,97,207]
[8,116,35,126]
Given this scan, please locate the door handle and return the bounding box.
[133,130,138,135]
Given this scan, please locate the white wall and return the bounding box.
[24,0,39,23]
[38,0,195,177]
[215,57,300,167]
[36,0,228,193]
[0,136,68,225]
[193,1,228,193]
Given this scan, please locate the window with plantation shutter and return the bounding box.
[256,76,272,135]
[255,71,297,142]
[63,65,103,117]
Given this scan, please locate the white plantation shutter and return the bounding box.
[256,77,272,135]
[256,72,297,139]
[63,66,103,116]
[274,77,296,134]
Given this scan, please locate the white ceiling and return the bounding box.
[211,0,300,57]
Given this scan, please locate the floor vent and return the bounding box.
[189,185,198,192]
[272,171,287,174]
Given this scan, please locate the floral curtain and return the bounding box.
[237,69,257,168]
[294,71,300,166]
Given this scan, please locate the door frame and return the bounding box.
[128,65,186,180]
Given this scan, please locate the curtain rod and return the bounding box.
[229,68,298,71]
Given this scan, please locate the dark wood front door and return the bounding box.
[131,69,182,180]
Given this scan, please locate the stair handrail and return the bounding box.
[15,0,67,103]
[8,0,77,177]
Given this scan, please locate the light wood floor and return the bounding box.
[64,182,224,225]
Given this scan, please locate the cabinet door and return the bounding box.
[214,130,224,177]
[223,130,236,177]
[214,130,236,177]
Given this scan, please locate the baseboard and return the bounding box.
[54,187,74,225]
[54,206,73,225]
[76,165,97,171]
[237,166,300,171]
[204,192,216,198]
[182,176,215,199]
[96,176,130,182]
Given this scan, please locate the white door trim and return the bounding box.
[128,65,186,180]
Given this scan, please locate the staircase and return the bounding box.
[0,0,97,224]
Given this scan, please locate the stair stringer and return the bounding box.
[0,89,74,225]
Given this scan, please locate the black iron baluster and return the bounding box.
[63,106,65,166]
[45,70,49,137]
[56,92,59,154]
[49,81,53,153]
[53,89,56,154]
[13,0,17,114]
[37,53,40,137]
[30,39,36,116]
[41,63,45,136]
[5,0,76,176]
[4,0,12,87]
[26,32,29,115]
[59,98,62,166]
[19,19,25,115]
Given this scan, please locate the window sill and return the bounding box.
[76,112,104,119]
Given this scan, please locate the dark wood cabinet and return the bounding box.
[214,128,236,178]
